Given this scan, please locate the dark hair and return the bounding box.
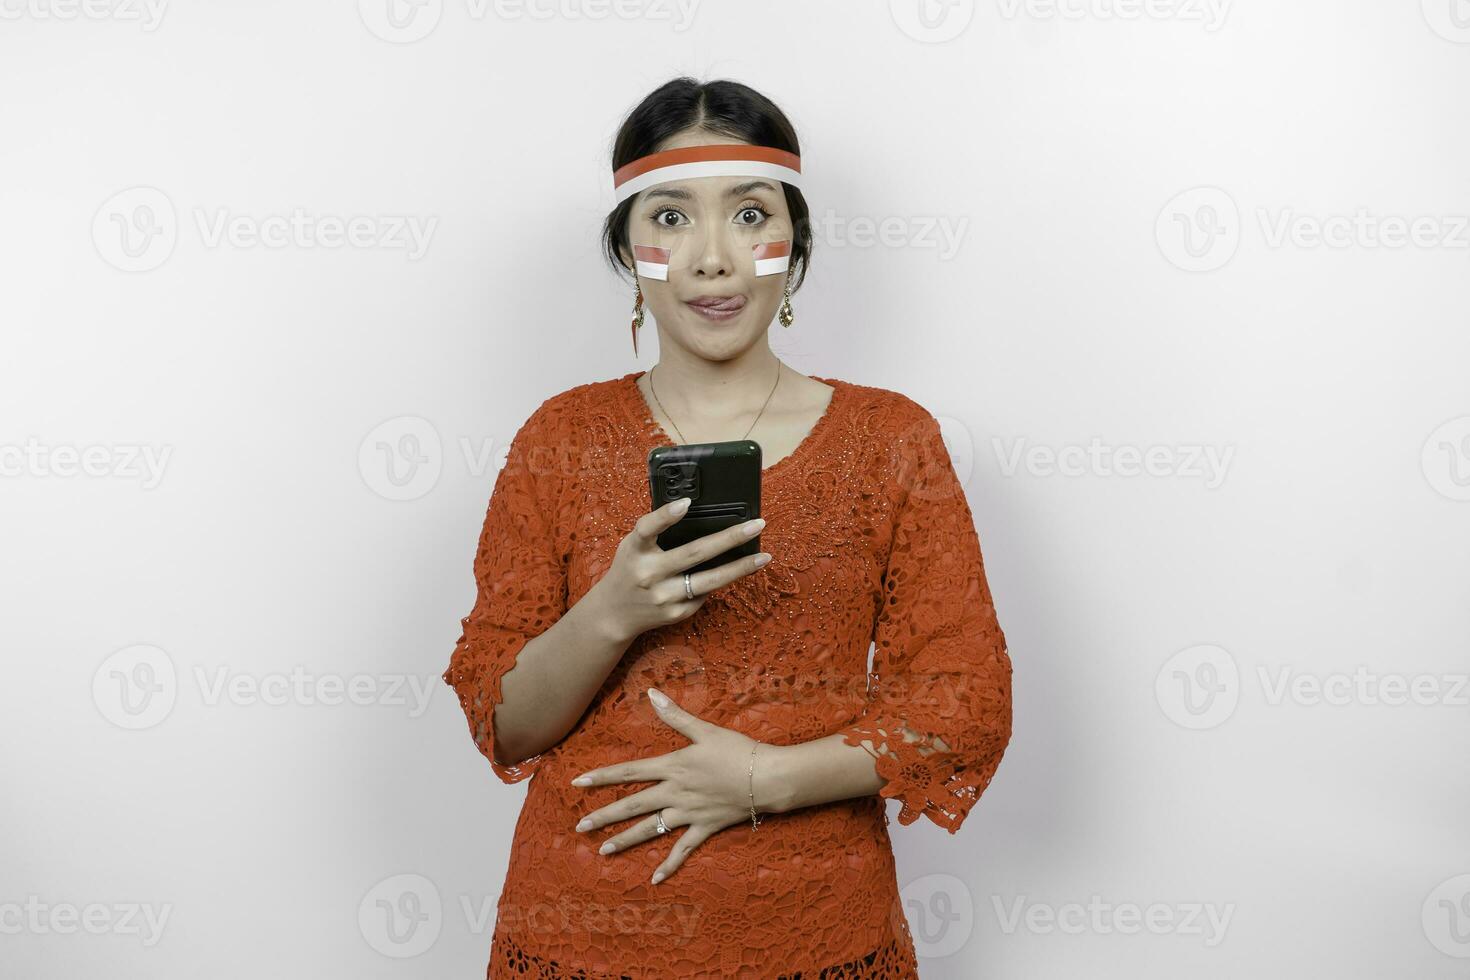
[601,77,812,293]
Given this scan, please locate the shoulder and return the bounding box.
[825,377,940,435]
[517,375,625,438]
[828,379,963,502]
[501,380,619,496]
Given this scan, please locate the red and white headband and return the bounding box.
[612,144,802,205]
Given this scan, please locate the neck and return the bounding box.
[647,345,786,419]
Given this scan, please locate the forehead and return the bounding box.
[638,176,785,204]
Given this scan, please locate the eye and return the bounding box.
[735,203,771,226]
[649,206,688,228]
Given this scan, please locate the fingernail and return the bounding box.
[650,871,665,885]
[576,818,592,832]
[672,497,691,513]
[743,518,765,536]
[753,553,772,567]
[571,775,592,787]
[599,842,615,855]
[648,687,669,708]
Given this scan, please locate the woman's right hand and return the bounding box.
[587,497,771,644]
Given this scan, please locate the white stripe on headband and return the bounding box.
[613,145,802,206]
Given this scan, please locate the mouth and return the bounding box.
[685,294,747,321]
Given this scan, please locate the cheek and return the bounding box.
[751,274,784,307]
[640,278,678,308]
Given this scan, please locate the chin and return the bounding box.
[678,331,760,362]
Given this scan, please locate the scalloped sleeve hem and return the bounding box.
[443,629,553,785]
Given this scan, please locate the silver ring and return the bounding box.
[655,811,670,834]
[683,572,694,600]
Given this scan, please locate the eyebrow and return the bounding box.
[641,179,780,202]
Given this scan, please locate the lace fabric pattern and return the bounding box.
[442,371,1013,979]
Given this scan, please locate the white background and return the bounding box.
[2,1,1468,977]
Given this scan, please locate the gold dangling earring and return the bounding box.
[631,280,645,356]
[778,273,794,328]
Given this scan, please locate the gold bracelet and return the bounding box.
[747,739,764,831]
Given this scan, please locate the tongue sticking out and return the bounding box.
[692,296,746,312]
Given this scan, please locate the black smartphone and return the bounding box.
[647,439,762,574]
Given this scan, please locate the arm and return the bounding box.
[446,395,778,782]
[752,716,970,815]
[763,406,1013,831]
[442,397,630,781]
[751,733,896,815]
[483,589,634,770]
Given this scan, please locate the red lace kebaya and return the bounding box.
[443,370,1013,978]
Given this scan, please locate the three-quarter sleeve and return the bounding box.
[442,398,572,784]
[839,404,1013,833]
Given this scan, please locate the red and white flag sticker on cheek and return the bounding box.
[633,244,671,281]
[752,240,791,277]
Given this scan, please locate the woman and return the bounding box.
[443,77,1013,978]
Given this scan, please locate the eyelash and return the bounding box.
[648,202,772,224]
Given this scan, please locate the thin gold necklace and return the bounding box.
[648,360,783,445]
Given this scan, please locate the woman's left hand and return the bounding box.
[570,687,772,885]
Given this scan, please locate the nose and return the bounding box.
[689,219,735,279]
